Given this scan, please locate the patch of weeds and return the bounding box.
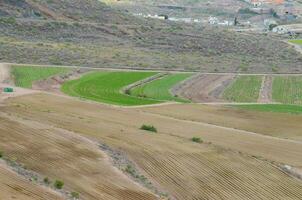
[54,180,64,189]
[125,164,136,176]
[71,191,80,199]
[43,177,51,185]
[140,125,157,133]
[191,137,203,143]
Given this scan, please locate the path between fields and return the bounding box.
[258,75,273,103]
[5,62,302,76]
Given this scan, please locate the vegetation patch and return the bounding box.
[54,180,64,190]
[131,73,192,102]
[12,65,69,88]
[273,76,302,105]
[0,151,3,158]
[191,137,203,143]
[289,40,302,45]
[62,71,160,106]
[140,125,157,133]
[223,76,262,102]
[234,104,302,114]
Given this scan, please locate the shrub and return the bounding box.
[43,177,50,185]
[0,151,3,158]
[54,180,64,189]
[140,125,157,133]
[71,191,80,199]
[191,137,203,143]
[125,164,136,176]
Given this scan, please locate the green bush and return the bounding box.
[54,180,64,189]
[125,164,136,176]
[140,125,157,133]
[191,137,203,143]
[0,151,3,158]
[71,191,80,199]
[43,177,50,185]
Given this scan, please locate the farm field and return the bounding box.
[0,163,63,200]
[172,74,235,103]
[139,103,302,141]
[273,76,302,105]
[223,76,262,102]
[289,39,302,45]
[2,93,302,199]
[0,113,156,200]
[61,71,160,106]
[234,104,302,114]
[130,73,192,102]
[11,65,69,88]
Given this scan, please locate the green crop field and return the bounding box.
[131,73,192,102]
[273,76,302,105]
[223,76,262,102]
[289,39,302,45]
[234,104,302,114]
[12,65,69,88]
[61,71,160,106]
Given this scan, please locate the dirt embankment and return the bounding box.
[32,68,90,94]
[0,63,11,84]
[172,74,236,103]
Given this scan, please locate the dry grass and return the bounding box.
[2,93,302,199]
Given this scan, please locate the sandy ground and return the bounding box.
[258,75,273,103]
[2,93,302,199]
[172,74,236,103]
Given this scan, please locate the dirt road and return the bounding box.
[0,63,11,84]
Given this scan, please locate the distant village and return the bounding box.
[133,0,302,37]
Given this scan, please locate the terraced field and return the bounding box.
[273,76,302,105]
[131,73,192,102]
[12,65,69,88]
[61,71,159,106]
[223,76,262,102]
[2,93,302,200]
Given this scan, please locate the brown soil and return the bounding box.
[2,93,302,199]
[172,74,236,103]
[258,75,273,103]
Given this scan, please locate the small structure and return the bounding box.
[3,87,13,93]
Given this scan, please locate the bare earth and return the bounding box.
[172,74,236,103]
[1,93,302,199]
[258,75,273,103]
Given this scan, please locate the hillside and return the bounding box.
[0,0,301,73]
